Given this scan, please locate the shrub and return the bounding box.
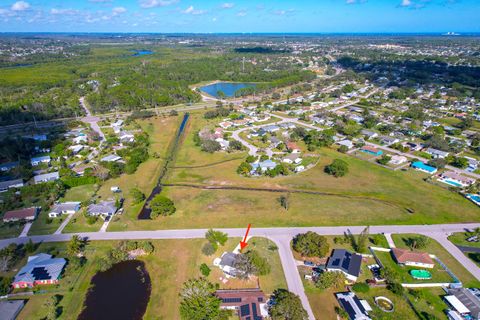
[292,232,329,257]
[202,242,217,256]
[324,159,349,177]
[200,263,211,277]
[352,282,370,293]
[149,194,176,219]
[388,282,404,295]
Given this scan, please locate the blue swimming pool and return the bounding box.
[469,194,480,203]
[442,179,463,187]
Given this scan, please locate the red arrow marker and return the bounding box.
[239,224,251,251]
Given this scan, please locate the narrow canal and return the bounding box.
[137,112,190,219]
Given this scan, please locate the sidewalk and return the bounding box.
[384,233,396,248]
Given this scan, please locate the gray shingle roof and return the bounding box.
[326,249,362,278]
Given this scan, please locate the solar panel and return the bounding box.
[240,304,250,317]
[252,303,258,316]
[332,258,341,266]
[222,297,242,303]
[31,267,50,280]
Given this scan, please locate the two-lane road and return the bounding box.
[1,223,480,319]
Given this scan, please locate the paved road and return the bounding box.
[2,223,480,320]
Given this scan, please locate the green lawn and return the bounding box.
[62,184,97,203]
[448,232,480,248]
[406,288,448,320]
[356,287,420,320]
[373,250,454,284]
[0,222,23,239]
[7,237,285,320]
[28,211,63,236]
[62,211,103,233]
[392,234,480,287]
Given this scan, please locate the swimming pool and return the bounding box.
[441,179,463,187]
[467,194,480,205]
[410,269,432,280]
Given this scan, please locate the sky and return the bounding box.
[0,0,478,33]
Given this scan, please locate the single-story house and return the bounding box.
[68,145,84,154]
[335,292,372,320]
[12,253,66,288]
[252,160,277,173]
[282,153,302,165]
[34,171,59,184]
[0,161,19,172]
[391,247,434,269]
[426,148,449,159]
[411,161,437,174]
[444,295,471,316]
[439,171,476,187]
[405,142,423,151]
[286,142,301,153]
[72,164,93,176]
[380,136,400,146]
[215,138,230,150]
[119,132,135,143]
[3,207,38,223]
[447,288,480,318]
[326,249,363,282]
[361,146,383,156]
[48,202,81,218]
[337,139,354,150]
[216,289,268,320]
[278,122,296,130]
[101,154,122,163]
[87,201,117,219]
[389,155,408,165]
[0,179,24,192]
[30,156,51,166]
[219,121,233,129]
[73,135,88,144]
[0,300,25,320]
[361,130,378,139]
[213,252,239,277]
[263,125,280,133]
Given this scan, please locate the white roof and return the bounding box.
[447,310,464,320]
[445,295,470,314]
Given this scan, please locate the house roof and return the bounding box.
[442,171,476,184]
[336,292,371,320]
[327,249,362,278]
[0,179,23,190]
[448,288,480,317]
[219,252,238,268]
[13,253,66,284]
[286,141,299,150]
[33,172,59,183]
[216,289,267,320]
[361,146,381,153]
[50,202,81,214]
[31,156,51,162]
[391,248,434,265]
[87,201,117,215]
[0,300,25,320]
[3,207,37,221]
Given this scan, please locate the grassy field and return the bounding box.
[447,232,480,248]
[28,211,63,236]
[61,184,97,203]
[392,234,480,287]
[62,210,103,233]
[9,237,285,320]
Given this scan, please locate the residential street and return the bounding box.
[1,223,480,320]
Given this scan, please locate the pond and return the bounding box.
[78,260,151,320]
[132,50,153,56]
[200,82,257,98]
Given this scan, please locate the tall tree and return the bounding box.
[179,278,222,320]
[269,289,308,320]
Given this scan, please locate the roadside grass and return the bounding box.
[448,232,480,248]
[392,234,480,287]
[373,250,454,284]
[0,222,23,239]
[8,238,285,320]
[62,210,103,233]
[28,211,63,236]
[61,184,97,203]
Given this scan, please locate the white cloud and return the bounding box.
[50,8,78,15]
[221,3,234,9]
[236,10,246,17]
[182,5,207,15]
[401,0,412,6]
[273,9,295,16]
[139,0,179,9]
[0,9,9,15]
[11,1,30,11]
[112,7,127,15]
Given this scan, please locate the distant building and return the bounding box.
[216,289,268,320]
[391,248,434,269]
[30,156,51,166]
[326,249,362,282]
[286,142,301,153]
[335,292,372,320]
[439,171,476,187]
[282,153,302,165]
[426,148,449,159]
[0,179,24,192]
[12,253,66,288]
[101,154,122,162]
[0,161,19,172]
[33,172,59,184]
[3,207,38,223]
[251,160,277,173]
[337,140,354,150]
[389,155,408,165]
[361,130,378,139]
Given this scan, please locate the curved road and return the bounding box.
[2,223,480,320]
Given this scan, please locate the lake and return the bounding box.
[78,260,151,320]
[132,50,153,56]
[200,82,256,98]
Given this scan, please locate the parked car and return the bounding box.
[304,261,315,267]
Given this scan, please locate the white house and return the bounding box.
[213,252,239,278]
[391,248,434,269]
[389,155,408,165]
[282,153,302,164]
[337,139,354,150]
[48,202,81,218]
[31,156,51,166]
[33,172,59,184]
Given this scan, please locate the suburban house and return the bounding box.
[87,201,117,219]
[213,252,238,277]
[391,248,435,269]
[68,145,84,154]
[361,146,383,156]
[282,153,302,164]
[380,136,399,146]
[216,289,268,320]
[101,154,123,163]
[439,171,476,187]
[12,253,66,288]
[361,130,378,139]
[411,161,437,174]
[73,135,88,144]
[447,288,480,319]
[3,207,38,223]
[219,121,233,129]
[0,300,25,320]
[119,132,135,144]
[30,156,51,166]
[335,292,372,320]
[33,171,59,184]
[0,161,19,172]
[263,125,280,133]
[286,142,301,153]
[0,179,24,192]
[48,202,81,218]
[337,139,354,150]
[389,155,408,165]
[326,249,362,282]
[251,160,277,173]
[425,148,449,159]
[444,295,471,318]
